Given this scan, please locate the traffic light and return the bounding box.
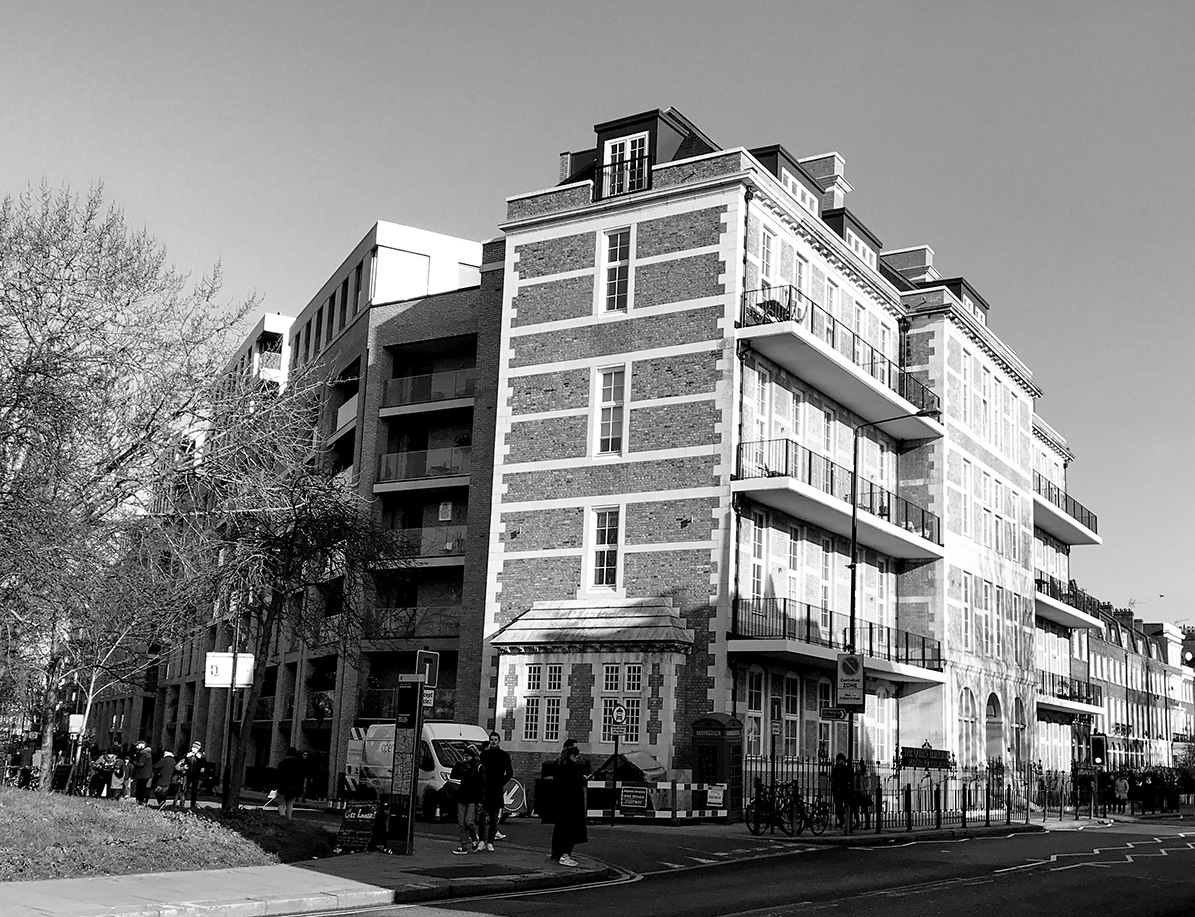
[1090,734,1107,768]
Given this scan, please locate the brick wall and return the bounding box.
[512,275,595,327]
[500,507,585,552]
[514,233,594,280]
[506,185,593,222]
[628,401,720,453]
[567,663,595,742]
[503,455,718,502]
[636,207,727,258]
[624,497,717,544]
[510,369,590,414]
[497,556,584,627]
[630,352,720,398]
[505,415,589,462]
[633,253,725,308]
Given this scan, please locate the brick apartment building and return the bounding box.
[92,107,1193,796]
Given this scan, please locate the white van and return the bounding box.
[345,721,489,819]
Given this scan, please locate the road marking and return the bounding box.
[687,856,720,864]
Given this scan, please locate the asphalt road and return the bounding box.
[341,816,1195,917]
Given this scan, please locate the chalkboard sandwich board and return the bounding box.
[334,799,384,853]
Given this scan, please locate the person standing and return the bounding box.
[478,731,513,850]
[132,741,154,804]
[830,753,852,829]
[182,742,207,809]
[274,747,306,819]
[153,749,179,808]
[450,745,485,854]
[550,739,589,867]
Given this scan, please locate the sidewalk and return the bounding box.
[0,832,617,917]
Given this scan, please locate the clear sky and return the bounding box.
[3,1,1192,625]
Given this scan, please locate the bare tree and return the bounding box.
[0,184,252,788]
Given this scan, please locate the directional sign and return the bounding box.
[416,650,440,689]
[819,706,848,721]
[836,653,865,707]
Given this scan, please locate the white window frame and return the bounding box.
[594,365,628,456]
[590,506,623,592]
[751,511,767,598]
[746,667,765,756]
[761,227,776,291]
[602,227,632,313]
[522,661,565,742]
[603,133,649,197]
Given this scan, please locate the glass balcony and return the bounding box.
[390,524,467,558]
[1038,671,1103,707]
[357,687,400,721]
[734,439,941,558]
[739,286,939,433]
[731,596,943,671]
[385,369,476,408]
[1032,472,1099,545]
[334,393,359,432]
[377,447,471,482]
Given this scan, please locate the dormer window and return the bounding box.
[845,228,877,269]
[601,133,650,198]
[781,169,819,216]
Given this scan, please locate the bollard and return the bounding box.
[904,783,913,832]
[754,778,762,835]
[1006,787,1012,826]
[985,785,991,827]
[961,784,968,829]
[671,781,678,826]
[875,781,882,834]
[934,783,942,830]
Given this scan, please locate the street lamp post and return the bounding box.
[845,408,939,835]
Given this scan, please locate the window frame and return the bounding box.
[589,505,623,592]
[594,365,629,456]
[602,227,632,313]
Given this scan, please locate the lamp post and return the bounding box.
[844,407,940,835]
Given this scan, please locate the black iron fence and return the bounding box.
[732,596,942,670]
[736,438,941,544]
[1033,472,1098,533]
[741,286,939,414]
[595,154,651,200]
[1034,571,1104,618]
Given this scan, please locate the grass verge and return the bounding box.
[0,787,335,882]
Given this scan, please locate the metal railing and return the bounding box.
[736,439,941,544]
[377,446,471,482]
[595,154,651,201]
[732,596,943,670]
[741,286,939,414]
[1039,671,1103,706]
[1034,572,1104,618]
[390,524,467,557]
[384,368,476,407]
[1033,472,1098,534]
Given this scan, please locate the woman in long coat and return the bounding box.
[550,739,589,866]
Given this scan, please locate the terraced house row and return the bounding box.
[90,108,1193,797]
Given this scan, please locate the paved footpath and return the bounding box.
[1,807,1185,917]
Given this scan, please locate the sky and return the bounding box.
[2,1,1192,625]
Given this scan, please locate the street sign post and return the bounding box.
[836,653,865,707]
[416,650,440,689]
[819,707,848,721]
[610,703,627,825]
[386,675,424,855]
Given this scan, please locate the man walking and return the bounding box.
[830,753,852,829]
[182,742,206,809]
[450,745,485,854]
[478,731,513,850]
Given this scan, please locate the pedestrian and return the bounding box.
[478,731,513,851]
[132,741,154,804]
[830,753,852,829]
[1114,773,1129,814]
[182,742,207,809]
[550,739,589,867]
[153,749,180,808]
[108,747,127,800]
[853,762,874,830]
[274,747,307,819]
[450,745,485,854]
[93,746,120,798]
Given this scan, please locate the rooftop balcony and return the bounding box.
[594,154,651,201]
[1033,472,1100,545]
[738,287,941,441]
[1034,572,1106,634]
[382,368,476,416]
[729,596,944,684]
[1037,671,1103,715]
[375,446,471,492]
[734,439,943,560]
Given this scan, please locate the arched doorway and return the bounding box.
[985,693,1003,763]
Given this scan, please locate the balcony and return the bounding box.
[304,689,336,725]
[364,605,462,640]
[332,393,359,436]
[375,447,471,491]
[390,525,467,565]
[1037,671,1103,714]
[738,287,941,441]
[357,687,401,721]
[729,596,944,683]
[1032,472,1100,545]
[733,440,943,560]
[594,154,651,202]
[382,369,476,413]
[252,696,276,722]
[259,351,282,371]
[1034,572,1106,633]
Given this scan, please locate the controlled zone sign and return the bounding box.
[836,653,865,707]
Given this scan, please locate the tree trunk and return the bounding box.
[224,597,279,811]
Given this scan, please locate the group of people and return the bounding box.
[84,740,209,808]
[448,732,589,867]
[830,753,879,830]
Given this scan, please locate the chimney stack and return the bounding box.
[559,152,573,183]
[881,246,941,284]
[798,152,852,210]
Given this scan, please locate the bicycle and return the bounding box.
[793,792,829,835]
[745,782,794,836]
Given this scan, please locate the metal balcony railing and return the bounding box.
[732,596,943,670]
[390,524,467,557]
[736,439,941,544]
[595,154,651,201]
[740,286,939,414]
[377,446,471,482]
[385,368,476,407]
[1034,572,1104,618]
[1033,472,1097,533]
[1038,671,1103,706]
